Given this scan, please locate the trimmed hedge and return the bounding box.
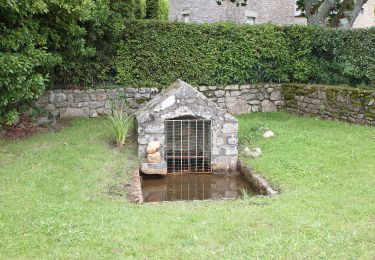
[111,20,375,89]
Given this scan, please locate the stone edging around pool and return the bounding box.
[237,160,279,196]
[128,169,143,204]
[128,161,278,204]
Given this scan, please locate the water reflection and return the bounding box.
[141,173,256,202]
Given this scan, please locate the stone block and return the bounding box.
[261,100,277,112]
[214,90,226,98]
[96,108,112,115]
[225,85,239,90]
[60,107,89,118]
[147,141,161,154]
[141,161,167,175]
[45,104,56,111]
[147,152,161,163]
[49,92,66,103]
[90,101,105,109]
[74,93,90,103]
[270,90,282,101]
[225,97,251,115]
[77,102,89,108]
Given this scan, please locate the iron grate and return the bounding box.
[165,119,212,173]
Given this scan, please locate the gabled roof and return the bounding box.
[136,79,218,114]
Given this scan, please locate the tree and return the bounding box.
[296,0,367,28]
[0,0,146,124]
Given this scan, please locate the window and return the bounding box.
[182,13,190,23]
[246,16,255,24]
[245,11,257,24]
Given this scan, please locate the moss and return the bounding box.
[136,98,148,104]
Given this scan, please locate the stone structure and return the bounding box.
[135,80,239,174]
[284,84,375,126]
[36,83,374,126]
[169,0,375,28]
[169,0,296,25]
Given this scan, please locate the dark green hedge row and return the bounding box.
[110,20,375,89]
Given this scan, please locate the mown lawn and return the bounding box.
[0,113,374,259]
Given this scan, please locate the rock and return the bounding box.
[261,100,277,112]
[214,90,225,98]
[89,101,105,109]
[160,95,176,110]
[141,161,167,175]
[96,108,112,115]
[270,90,282,101]
[244,147,262,158]
[227,136,238,145]
[49,92,66,103]
[147,151,161,163]
[147,141,161,154]
[35,116,51,127]
[45,104,56,111]
[225,97,252,115]
[89,110,98,118]
[222,123,238,134]
[60,107,89,118]
[263,130,274,138]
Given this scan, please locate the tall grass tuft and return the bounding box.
[107,104,133,148]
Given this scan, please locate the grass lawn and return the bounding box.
[1,112,374,259]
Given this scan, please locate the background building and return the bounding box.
[169,0,375,28]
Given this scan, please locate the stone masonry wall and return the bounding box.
[37,84,284,118]
[36,83,375,126]
[283,84,375,126]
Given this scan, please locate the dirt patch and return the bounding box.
[1,116,71,141]
[1,116,36,140]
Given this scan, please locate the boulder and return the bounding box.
[89,110,98,118]
[244,147,262,158]
[263,130,274,139]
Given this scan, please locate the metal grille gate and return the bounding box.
[165,119,212,173]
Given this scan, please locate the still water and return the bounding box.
[141,173,256,202]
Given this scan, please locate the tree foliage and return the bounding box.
[146,0,169,20]
[0,0,145,123]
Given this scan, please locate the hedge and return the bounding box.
[111,20,375,89]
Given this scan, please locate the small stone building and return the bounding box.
[136,80,238,175]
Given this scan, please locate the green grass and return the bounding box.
[1,113,374,259]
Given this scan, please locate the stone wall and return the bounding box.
[36,83,375,126]
[37,84,284,118]
[283,84,375,126]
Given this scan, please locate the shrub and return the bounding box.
[113,20,374,89]
[107,104,133,148]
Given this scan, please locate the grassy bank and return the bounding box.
[0,113,374,258]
